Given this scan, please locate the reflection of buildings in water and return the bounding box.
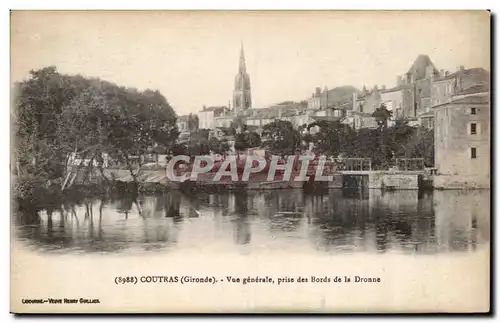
[206,193,230,210]
[303,190,437,254]
[260,190,306,234]
[433,190,490,252]
[233,215,251,245]
[251,193,266,211]
[233,191,249,215]
[368,191,436,253]
[305,191,371,252]
[14,189,490,255]
[369,190,419,214]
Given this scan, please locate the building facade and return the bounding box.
[422,66,490,129]
[379,55,440,123]
[176,115,190,133]
[352,86,381,130]
[433,95,490,188]
[198,106,230,130]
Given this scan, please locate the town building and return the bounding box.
[176,115,190,133]
[306,85,358,111]
[198,105,230,130]
[377,55,439,125]
[421,66,490,128]
[433,94,490,188]
[351,86,381,130]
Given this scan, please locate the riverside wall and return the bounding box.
[68,167,489,191]
[368,172,420,190]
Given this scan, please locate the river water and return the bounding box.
[11,188,491,313]
[13,189,490,256]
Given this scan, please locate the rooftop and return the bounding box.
[310,116,344,122]
[433,95,490,108]
[406,54,440,80]
[176,115,190,122]
[434,67,490,82]
[200,106,228,112]
[456,83,490,96]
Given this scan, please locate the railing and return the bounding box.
[395,158,425,171]
[332,158,372,171]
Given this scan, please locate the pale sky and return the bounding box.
[11,10,490,115]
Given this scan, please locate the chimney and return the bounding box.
[460,65,465,71]
[440,69,444,77]
[373,85,378,91]
[381,85,386,91]
[352,93,358,110]
[203,105,207,111]
[445,70,449,76]
[397,76,403,86]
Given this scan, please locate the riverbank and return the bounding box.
[11,166,489,213]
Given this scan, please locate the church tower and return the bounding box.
[233,43,252,114]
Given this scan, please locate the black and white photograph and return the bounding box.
[9,10,491,314]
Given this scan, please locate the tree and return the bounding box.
[234,132,248,155]
[401,126,434,167]
[372,103,393,169]
[209,137,231,157]
[233,131,261,157]
[230,115,247,135]
[187,140,210,156]
[97,88,178,184]
[187,113,199,132]
[246,132,261,148]
[14,66,74,180]
[372,103,393,129]
[307,120,356,157]
[14,66,179,199]
[261,120,301,157]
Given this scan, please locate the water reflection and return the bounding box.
[13,189,490,255]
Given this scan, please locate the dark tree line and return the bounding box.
[13,66,179,202]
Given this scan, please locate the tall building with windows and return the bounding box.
[233,43,252,114]
[433,94,490,188]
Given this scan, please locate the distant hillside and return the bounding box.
[325,85,360,106]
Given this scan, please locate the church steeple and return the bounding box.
[233,42,252,114]
[239,42,246,73]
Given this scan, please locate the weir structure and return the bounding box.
[61,157,428,191]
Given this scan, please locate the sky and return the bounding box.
[11,10,490,115]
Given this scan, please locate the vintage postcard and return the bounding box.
[10,10,491,314]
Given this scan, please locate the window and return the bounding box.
[471,147,477,159]
[471,108,477,115]
[447,83,453,95]
[470,123,477,135]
